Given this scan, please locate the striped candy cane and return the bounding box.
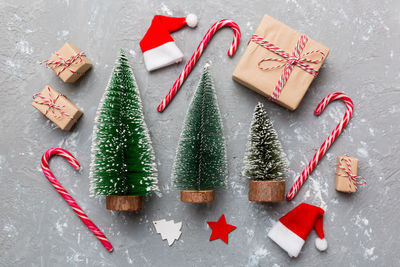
[41,148,113,252]
[286,93,354,200]
[157,19,241,112]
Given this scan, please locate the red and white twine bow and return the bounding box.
[42,52,86,75]
[33,86,74,120]
[336,156,366,192]
[251,34,325,101]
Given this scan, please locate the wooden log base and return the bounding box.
[248,180,285,202]
[106,195,142,211]
[180,190,215,203]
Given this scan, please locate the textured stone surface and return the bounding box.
[1,0,399,266]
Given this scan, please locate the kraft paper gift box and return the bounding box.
[233,15,330,111]
[32,85,83,131]
[45,43,92,83]
[335,155,358,193]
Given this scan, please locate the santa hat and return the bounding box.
[140,14,198,71]
[268,203,328,258]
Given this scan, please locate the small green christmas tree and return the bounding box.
[89,50,158,210]
[172,65,226,202]
[242,102,287,181]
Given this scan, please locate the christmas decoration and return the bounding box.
[242,102,287,202]
[268,203,327,257]
[42,43,92,83]
[233,14,329,111]
[335,155,366,193]
[89,49,158,211]
[32,85,83,131]
[157,19,241,112]
[207,214,236,244]
[140,14,198,71]
[172,65,226,203]
[287,92,354,200]
[153,219,182,246]
[41,148,113,252]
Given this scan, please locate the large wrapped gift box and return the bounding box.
[233,15,330,111]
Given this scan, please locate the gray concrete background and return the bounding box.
[1,0,399,266]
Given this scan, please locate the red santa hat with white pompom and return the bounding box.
[139,14,198,71]
[268,203,328,258]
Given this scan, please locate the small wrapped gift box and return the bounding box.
[233,15,330,111]
[32,85,83,131]
[335,155,365,193]
[44,43,92,83]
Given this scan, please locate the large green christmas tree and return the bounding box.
[242,103,287,181]
[172,65,227,191]
[89,49,158,197]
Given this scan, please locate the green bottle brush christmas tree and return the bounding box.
[172,64,227,203]
[242,102,287,202]
[89,49,158,211]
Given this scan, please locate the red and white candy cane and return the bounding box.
[157,19,241,112]
[286,93,354,200]
[41,148,113,252]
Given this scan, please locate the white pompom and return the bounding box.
[315,238,328,251]
[186,14,198,27]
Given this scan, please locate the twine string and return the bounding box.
[251,34,325,101]
[33,86,75,121]
[336,156,366,191]
[42,51,86,75]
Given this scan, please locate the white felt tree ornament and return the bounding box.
[153,219,182,246]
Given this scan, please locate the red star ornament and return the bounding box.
[207,214,236,244]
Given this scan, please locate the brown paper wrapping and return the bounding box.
[32,86,83,131]
[335,156,358,193]
[48,43,92,83]
[233,15,330,111]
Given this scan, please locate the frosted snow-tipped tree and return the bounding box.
[172,65,227,199]
[89,49,158,205]
[242,102,287,181]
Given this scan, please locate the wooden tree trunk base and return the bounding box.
[180,190,215,203]
[106,195,142,211]
[248,180,285,202]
